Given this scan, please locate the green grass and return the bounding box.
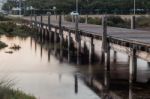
[0,22,36,37]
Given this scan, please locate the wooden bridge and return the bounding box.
[23,14,150,84]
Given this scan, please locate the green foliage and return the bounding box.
[136,16,150,27]
[87,17,102,25]
[0,22,35,37]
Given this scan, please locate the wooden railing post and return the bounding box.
[68,31,71,62]
[101,15,107,64]
[48,13,51,42]
[89,36,94,64]
[59,14,63,62]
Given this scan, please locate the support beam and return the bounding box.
[129,48,137,84]
[40,15,43,40]
[101,15,107,64]
[75,15,81,65]
[59,14,63,62]
[68,32,71,63]
[131,16,135,29]
[89,37,94,64]
[48,13,51,42]
[54,28,57,55]
[105,45,110,71]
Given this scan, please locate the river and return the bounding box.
[0,35,150,99]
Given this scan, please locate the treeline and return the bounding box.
[3,0,150,14]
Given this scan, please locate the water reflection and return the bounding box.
[0,35,150,99]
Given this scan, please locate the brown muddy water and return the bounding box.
[0,35,150,99]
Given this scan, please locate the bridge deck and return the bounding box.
[25,16,150,46]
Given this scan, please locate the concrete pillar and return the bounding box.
[40,15,43,39]
[68,32,71,62]
[105,45,110,71]
[54,28,57,54]
[59,14,63,62]
[131,16,135,29]
[89,37,94,64]
[77,39,81,65]
[104,71,110,90]
[129,48,137,84]
[101,15,107,64]
[113,51,117,63]
[75,15,81,65]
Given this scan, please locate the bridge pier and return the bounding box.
[48,13,51,42]
[59,15,63,62]
[54,28,58,55]
[129,48,137,84]
[89,37,94,64]
[105,46,110,71]
[77,39,81,65]
[101,16,107,65]
[68,31,71,62]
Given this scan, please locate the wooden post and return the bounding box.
[59,14,63,62]
[129,47,137,84]
[75,15,81,65]
[105,45,110,71]
[131,16,135,29]
[89,37,94,64]
[101,15,107,64]
[40,15,43,39]
[54,28,57,54]
[113,51,117,63]
[68,31,71,62]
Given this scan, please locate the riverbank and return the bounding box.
[0,84,35,99]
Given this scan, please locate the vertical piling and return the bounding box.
[131,16,135,29]
[105,45,110,71]
[54,28,57,54]
[89,37,94,64]
[129,47,137,84]
[59,14,63,62]
[48,13,51,42]
[40,15,43,40]
[101,15,107,64]
[68,31,71,62]
[75,15,81,65]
